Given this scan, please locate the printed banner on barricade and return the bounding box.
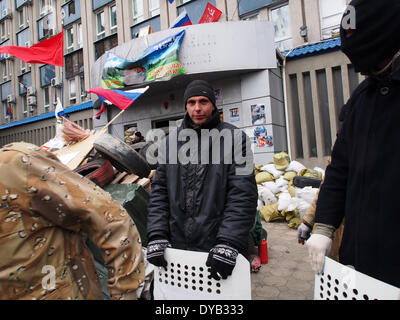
[100,30,186,89]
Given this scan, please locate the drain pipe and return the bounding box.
[277,48,294,160]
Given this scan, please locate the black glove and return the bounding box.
[206,244,238,280]
[146,239,171,269]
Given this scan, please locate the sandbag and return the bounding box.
[288,216,302,229]
[259,203,283,222]
[286,160,306,174]
[261,181,280,195]
[260,163,283,179]
[283,171,297,181]
[258,185,278,206]
[288,185,296,198]
[314,167,325,179]
[278,190,292,211]
[299,168,322,179]
[295,186,319,205]
[256,171,274,184]
[274,152,291,171]
[275,176,289,189]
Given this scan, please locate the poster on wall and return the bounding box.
[254,126,273,148]
[229,107,239,123]
[251,104,266,125]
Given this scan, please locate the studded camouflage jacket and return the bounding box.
[0,142,144,300]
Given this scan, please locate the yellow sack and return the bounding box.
[283,171,297,181]
[299,168,322,179]
[274,152,291,171]
[259,204,284,222]
[256,171,274,184]
[288,216,302,229]
[288,185,296,198]
[254,165,263,176]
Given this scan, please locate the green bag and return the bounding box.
[103,184,149,247]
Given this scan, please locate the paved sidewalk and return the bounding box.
[251,221,315,300]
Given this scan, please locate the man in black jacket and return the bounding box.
[146,80,258,280]
[306,0,400,288]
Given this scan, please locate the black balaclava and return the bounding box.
[340,0,400,74]
[183,80,216,109]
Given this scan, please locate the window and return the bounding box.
[0,22,6,40]
[302,72,317,158]
[319,0,347,39]
[270,4,292,52]
[22,96,28,117]
[38,13,54,40]
[133,0,144,23]
[77,23,83,48]
[289,74,303,159]
[18,10,24,28]
[21,61,26,74]
[110,5,117,33]
[149,0,160,17]
[44,87,50,112]
[96,11,105,39]
[69,78,76,102]
[80,75,85,99]
[66,27,74,52]
[240,13,259,21]
[2,61,7,81]
[40,0,53,16]
[316,69,332,156]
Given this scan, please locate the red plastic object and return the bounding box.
[258,240,268,264]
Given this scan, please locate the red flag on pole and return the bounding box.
[0,30,64,67]
[198,2,222,24]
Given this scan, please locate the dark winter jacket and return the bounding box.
[315,67,400,288]
[147,110,258,255]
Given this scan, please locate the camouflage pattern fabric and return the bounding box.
[0,142,145,300]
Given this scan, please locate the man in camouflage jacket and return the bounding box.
[0,142,144,300]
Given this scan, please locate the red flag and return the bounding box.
[199,3,222,24]
[0,30,63,67]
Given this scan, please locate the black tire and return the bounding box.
[293,176,322,189]
[139,141,159,170]
[93,133,151,178]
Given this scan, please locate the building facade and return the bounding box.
[0,0,362,168]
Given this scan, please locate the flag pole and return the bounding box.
[100,108,126,134]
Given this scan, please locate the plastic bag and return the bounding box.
[275,176,289,189]
[278,190,292,211]
[260,163,283,179]
[258,185,278,206]
[261,181,280,195]
[286,160,306,174]
[295,186,319,205]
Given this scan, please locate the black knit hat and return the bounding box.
[183,80,216,108]
[340,0,400,73]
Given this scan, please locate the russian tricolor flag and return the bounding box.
[171,10,192,28]
[88,86,149,119]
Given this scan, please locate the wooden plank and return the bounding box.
[148,170,156,180]
[111,172,128,184]
[53,130,103,170]
[137,178,150,188]
[121,174,139,184]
